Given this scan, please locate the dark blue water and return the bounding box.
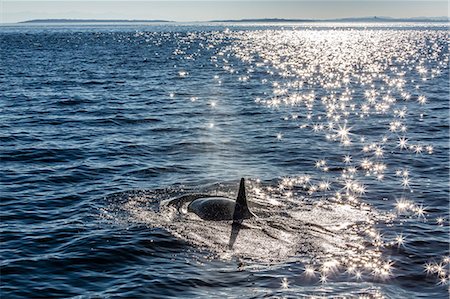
[1,23,449,298]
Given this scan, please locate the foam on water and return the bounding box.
[103,179,392,280]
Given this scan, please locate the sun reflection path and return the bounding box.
[208,27,449,287]
[133,26,448,289]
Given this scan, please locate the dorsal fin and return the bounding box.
[237,178,247,206]
[233,178,253,220]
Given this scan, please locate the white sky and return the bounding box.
[1,1,448,23]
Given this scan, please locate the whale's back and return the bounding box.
[187,197,236,221]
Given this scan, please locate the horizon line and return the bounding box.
[9,15,450,24]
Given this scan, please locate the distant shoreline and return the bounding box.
[20,19,172,24]
[17,17,449,24]
[211,17,449,23]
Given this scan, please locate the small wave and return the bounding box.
[81,80,114,85]
[127,165,189,178]
[93,115,163,126]
[0,135,17,142]
[55,98,92,106]
[0,148,84,163]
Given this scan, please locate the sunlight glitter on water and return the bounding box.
[206,27,449,286]
[100,25,449,293]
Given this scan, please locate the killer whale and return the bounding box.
[187,178,255,221]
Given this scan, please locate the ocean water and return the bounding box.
[1,23,449,298]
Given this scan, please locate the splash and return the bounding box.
[103,179,394,281]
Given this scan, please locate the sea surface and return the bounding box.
[1,22,449,298]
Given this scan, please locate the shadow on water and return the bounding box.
[228,220,242,250]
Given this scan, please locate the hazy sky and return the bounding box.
[1,1,448,23]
